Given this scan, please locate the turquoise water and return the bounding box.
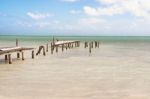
[0,35,150,42]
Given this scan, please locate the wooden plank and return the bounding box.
[0,47,34,55]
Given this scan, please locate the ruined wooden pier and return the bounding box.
[50,40,80,54]
[0,37,100,65]
[0,47,34,64]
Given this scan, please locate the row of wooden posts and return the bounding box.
[36,41,80,56]
[4,51,27,64]
[2,39,100,64]
[4,39,35,64]
[84,41,100,54]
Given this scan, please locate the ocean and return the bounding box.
[0,35,150,99]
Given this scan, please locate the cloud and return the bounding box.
[84,0,150,18]
[27,12,53,20]
[79,18,105,25]
[95,0,121,5]
[70,10,81,14]
[61,0,80,3]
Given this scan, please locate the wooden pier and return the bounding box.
[0,47,34,64]
[50,40,80,54]
[0,37,100,64]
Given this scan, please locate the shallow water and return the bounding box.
[0,36,150,99]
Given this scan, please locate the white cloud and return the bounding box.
[61,0,80,3]
[27,12,53,20]
[95,0,121,5]
[84,0,150,18]
[79,18,105,25]
[70,10,81,14]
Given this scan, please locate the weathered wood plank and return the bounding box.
[0,47,34,55]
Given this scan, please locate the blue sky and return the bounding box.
[0,0,150,36]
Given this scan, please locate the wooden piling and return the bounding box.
[76,41,79,47]
[66,44,68,50]
[62,44,64,52]
[74,42,76,47]
[17,52,20,59]
[16,39,18,46]
[95,41,97,48]
[8,54,12,64]
[32,50,34,59]
[21,51,24,60]
[43,47,46,56]
[51,43,54,54]
[91,42,93,48]
[77,41,80,47]
[68,43,70,49]
[36,46,46,56]
[46,44,48,52]
[56,45,58,53]
[0,47,34,64]
[5,54,8,63]
[89,43,92,54]
[84,42,87,48]
[98,42,100,48]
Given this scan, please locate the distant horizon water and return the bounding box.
[1,35,150,42]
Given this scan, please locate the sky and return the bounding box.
[0,0,150,36]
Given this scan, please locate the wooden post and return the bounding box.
[68,43,69,49]
[66,44,68,50]
[91,42,93,48]
[43,47,46,56]
[62,44,64,52]
[78,41,80,47]
[51,48,53,54]
[5,54,8,63]
[56,45,58,53]
[16,39,19,58]
[51,43,53,54]
[76,42,78,47]
[77,41,79,47]
[46,44,48,52]
[17,52,20,59]
[21,51,24,60]
[16,39,18,46]
[84,42,87,48]
[98,42,100,48]
[89,43,92,54]
[95,41,97,48]
[8,54,12,64]
[75,42,77,47]
[87,42,89,48]
[74,42,76,47]
[53,36,55,45]
[32,50,34,59]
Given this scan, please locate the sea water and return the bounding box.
[0,35,150,99]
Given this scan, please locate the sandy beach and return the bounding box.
[0,37,150,99]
